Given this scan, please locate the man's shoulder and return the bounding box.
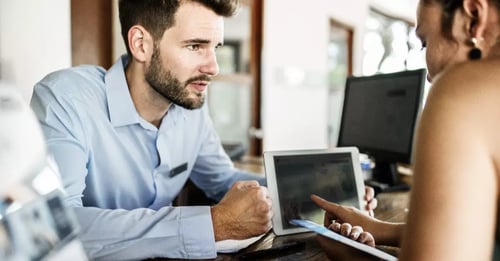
[35,64,107,98]
[37,65,106,91]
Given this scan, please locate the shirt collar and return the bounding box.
[105,55,186,128]
[105,55,141,127]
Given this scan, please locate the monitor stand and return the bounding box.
[365,161,410,194]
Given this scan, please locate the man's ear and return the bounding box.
[127,25,154,63]
[463,0,488,38]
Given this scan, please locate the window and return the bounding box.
[327,20,353,146]
[362,8,429,103]
[208,0,263,157]
[362,8,425,75]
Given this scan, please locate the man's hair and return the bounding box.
[119,0,239,55]
[422,0,500,39]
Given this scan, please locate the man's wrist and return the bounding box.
[211,205,228,241]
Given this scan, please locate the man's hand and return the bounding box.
[211,180,273,241]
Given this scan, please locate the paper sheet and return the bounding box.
[215,233,265,253]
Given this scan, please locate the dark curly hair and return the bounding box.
[421,0,500,39]
[119,0,239,55]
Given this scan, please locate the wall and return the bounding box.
[112,0,126,62]
[261,0,418,151]
[0,0,419,150]
[0,0,71,102]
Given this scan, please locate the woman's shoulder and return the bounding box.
[426,58,500,163]
[429,59,500,104]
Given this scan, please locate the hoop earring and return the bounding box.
[468,37,482,60]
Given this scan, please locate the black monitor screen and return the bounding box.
[337,69,425,188]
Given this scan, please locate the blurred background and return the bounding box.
[0,0,427,156]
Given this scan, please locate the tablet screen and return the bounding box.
[273,152,360,229]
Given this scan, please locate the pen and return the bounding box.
[238,241,305,260]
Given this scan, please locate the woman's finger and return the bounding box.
[328,220,342,232]
[358,232,376,247]
[365,197,378,212]
[340,223,352,237]
[349,225,363,240]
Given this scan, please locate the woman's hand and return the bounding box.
[315,203,379,261]
[311,194,402,247]
[328,220,375,247]
[311,194,378,232]
[316,234,379,261]
[364,186,378,217]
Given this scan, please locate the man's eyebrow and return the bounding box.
[182,38,223,48]
[181,38,211,44]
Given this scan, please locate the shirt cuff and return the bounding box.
[179,206,217,258]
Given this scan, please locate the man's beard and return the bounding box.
[145,45,209,110]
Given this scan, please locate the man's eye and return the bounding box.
[187,45,200,51]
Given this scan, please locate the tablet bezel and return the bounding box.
[264,147,365,236]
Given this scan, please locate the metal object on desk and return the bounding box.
[1,190,87,261]
[227,231,326,261]
[238,241,305,260]
[0,84,88,261]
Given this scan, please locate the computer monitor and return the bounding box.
[337,69,426,192]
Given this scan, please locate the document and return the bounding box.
[215,233,265,253]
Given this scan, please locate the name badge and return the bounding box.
[169,162,188,178]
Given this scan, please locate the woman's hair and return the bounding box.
[119,0,239,55]
[422,0,500,39]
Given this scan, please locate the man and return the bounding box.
[30,0,272,259]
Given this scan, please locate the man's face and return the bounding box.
[146,1,223,109]
[145,44,210,109]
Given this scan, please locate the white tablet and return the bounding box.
[290,219,397,261]
[264,147,365,236]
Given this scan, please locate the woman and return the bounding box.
[314,0,500,260]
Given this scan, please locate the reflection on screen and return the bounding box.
[274,152,358,229]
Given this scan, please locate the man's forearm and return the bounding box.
[74,206,216,259]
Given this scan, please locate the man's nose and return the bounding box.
[199,49,219,76]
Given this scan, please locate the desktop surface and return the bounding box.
[166,157,410,260]
[214,191,409,260]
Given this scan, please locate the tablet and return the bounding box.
[290,219,397,261]
[264,147,365,236]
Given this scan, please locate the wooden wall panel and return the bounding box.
[71,0,112,68]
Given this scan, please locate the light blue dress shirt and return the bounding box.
[30,56,265,260]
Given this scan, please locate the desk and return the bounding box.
[172,157,410,260]
[218,157,410,260]
[211,192,409,260]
